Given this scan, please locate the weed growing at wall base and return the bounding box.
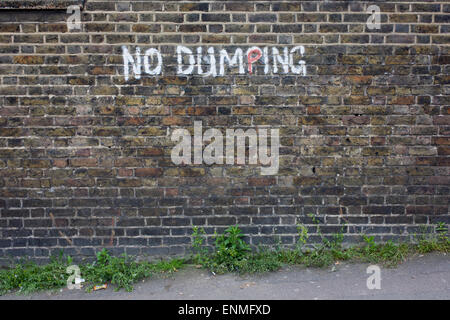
[190,223,450,273]
[0,223,448,295]
[0,250,184,295]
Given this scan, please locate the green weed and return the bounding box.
[1,221,448,296]
[0,249,184,295]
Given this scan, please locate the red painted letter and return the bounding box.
[247,47,262,75]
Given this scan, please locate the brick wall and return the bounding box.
[0,1,449,262]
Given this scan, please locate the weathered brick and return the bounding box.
[135,168,163,177]
[13,55,44,64]
[0,0,447,262]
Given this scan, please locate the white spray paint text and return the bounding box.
[122,45,306,80]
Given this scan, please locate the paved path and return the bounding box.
[1,252,449,300]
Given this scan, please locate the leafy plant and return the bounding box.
[296,223,309,253]
[436,222,448,242]
[191,226,209,265]
[208,225,251,272]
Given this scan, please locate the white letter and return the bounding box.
[207,47,217,77]
[67,5,81,31]
[366,265,381,290]
[66,265,81,290]
[263,306,270,315]
[290,46,306,76]
[272,47,289,74]
[203,128,223,165]
[144,48,162,75]
[171,129,192,165]
[193,121,203,164]
[219,48,244,76]
[197,47,204,75]
[367,5,381,30]
[366,265,381,289]
[263,47,270,74]
[225,128,258,165]
[197,47,217,77]
[122,46,141,81]
[259,128,279,175]
[177,46,195,75]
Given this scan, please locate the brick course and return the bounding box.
[0,1,449,262]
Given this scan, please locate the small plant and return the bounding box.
[215,226,251,260]
[363,235,376,248]
[362,234,377,256]
[417,222,449,254]
[191,226,209,265]
[191,225,278,274]
[208,225,251,272]
[295,223,309,253]
[436,222,448,242]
